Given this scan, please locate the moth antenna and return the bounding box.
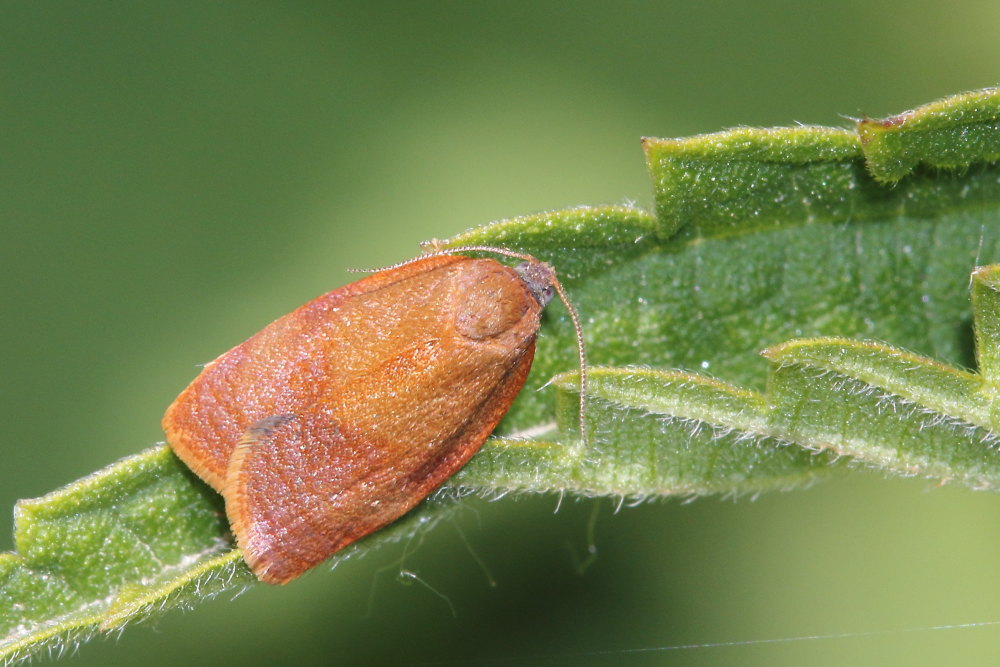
[349,244,589,449]
[550,273,588,451]
[351,245,536,273]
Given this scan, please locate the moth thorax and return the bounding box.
[453,259,534,340]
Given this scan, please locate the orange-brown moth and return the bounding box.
[163,248,584,584]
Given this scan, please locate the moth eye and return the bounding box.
[453,261,529,340]
[540,285,555,304]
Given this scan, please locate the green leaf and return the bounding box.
[971,264,1000,386]
[5,86,1000,663]
[460,367,837,497]
[762,337,1000,488]
[0,447,248,663]
[644,126,863,236]
[858,87,1000,183]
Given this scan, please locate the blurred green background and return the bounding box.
[4,2,1000,665]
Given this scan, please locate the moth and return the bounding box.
[163,248,584,584]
